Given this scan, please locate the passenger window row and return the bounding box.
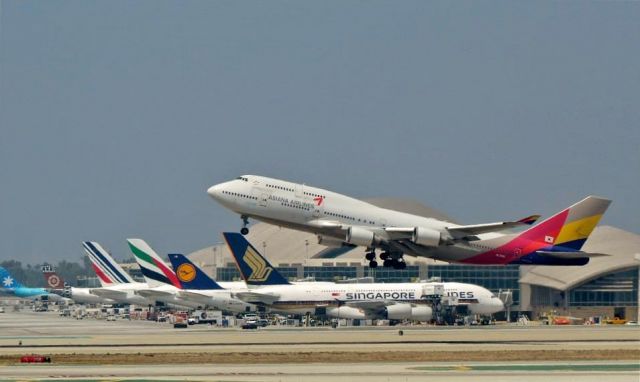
[267,184,294,192]
[222,190,257,200]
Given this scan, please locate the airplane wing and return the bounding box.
[345,300,394,315]
[177,290,213,304]
[233,291,280,305]
[90,288,128,299]
[135,290,175,299]
[445,221,532,238]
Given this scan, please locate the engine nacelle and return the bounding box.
[385,303,413,320]
[317,235,345,248]
[411,306,432,322]
[345,226,375,247]
[325,306,366,320]
[412,226,442,247]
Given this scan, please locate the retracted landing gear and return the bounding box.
[240,215,250,235]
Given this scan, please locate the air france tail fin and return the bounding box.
[83,241,135,287]
[168,253,224,290]
[222,232,290,286]
[517,196,611,250]
[127,238,182,288]
[0,267,23,289]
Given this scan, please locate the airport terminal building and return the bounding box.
[188,199,639,321]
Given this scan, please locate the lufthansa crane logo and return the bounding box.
[243,247,272,282]
[176,263,196,283]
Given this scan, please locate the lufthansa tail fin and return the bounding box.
[517,196,611,250]
[222,232,290,286]
[83,241,135,287]
[168,253,224,290]
[127,239,182,288]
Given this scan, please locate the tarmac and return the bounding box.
[0,309,638,381]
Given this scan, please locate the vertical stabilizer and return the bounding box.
[223,232,290,286]
[127,238,182,288]
[168,253,224,290]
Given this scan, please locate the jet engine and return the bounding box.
[410,306,432,321]
[325,306,366,320]
[385,303,412,320]
[345,226,375,247]
[317,235,346,248]
[412,226,442,247]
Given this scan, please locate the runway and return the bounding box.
[0,310,638,381]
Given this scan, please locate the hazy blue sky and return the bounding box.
[1,1,638,264]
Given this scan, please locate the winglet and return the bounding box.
[168,254,224,290]
[222,232,290,286]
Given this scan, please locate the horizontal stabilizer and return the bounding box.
[536,251,610,259]
[135,289,174,299]
[90,289,127,299]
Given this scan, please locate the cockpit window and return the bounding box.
[236,176,249,182]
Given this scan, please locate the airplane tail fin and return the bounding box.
[41,265,64,288]
[127,238,182,288]
[0,266,23,289]
[517,196,611,250]
[168,253,224,290]
[83,241,135,287]
[222,232,290,286]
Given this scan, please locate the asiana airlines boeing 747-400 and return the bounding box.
[208,175,611,269]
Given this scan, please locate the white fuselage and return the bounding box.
[69,287,116,305]
[176,281,257,313]
[90,282,153,306]
[207,175,482,262]
[242,281,503,320]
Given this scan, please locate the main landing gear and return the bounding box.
[368,251,407,270]
[240,215,250,235]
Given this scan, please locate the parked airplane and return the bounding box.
[83,241,152,306]
[0,266,63,301]
[127,238,200,309]
[208,175,610,268]
[223,232,504,321]
[41,265,115,305]
[167,253,257,313]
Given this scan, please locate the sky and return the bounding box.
[1,1,638,265]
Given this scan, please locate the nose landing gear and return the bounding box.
[240,215,250,235]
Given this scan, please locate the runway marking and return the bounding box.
[411,363,640,372]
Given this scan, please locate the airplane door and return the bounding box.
[259,193,268,207]
[295,184,303,198]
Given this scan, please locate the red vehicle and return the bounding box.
[20,354,51,363]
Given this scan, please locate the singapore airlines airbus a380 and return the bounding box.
[208,175,611,269]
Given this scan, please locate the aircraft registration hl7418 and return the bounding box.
[208,175,611,268]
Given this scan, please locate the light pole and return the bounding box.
[634,253,640,322]
[305,239,309,263]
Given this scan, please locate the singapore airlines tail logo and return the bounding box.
[243,247,272,282]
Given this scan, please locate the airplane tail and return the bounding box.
[0,266,23,289]
[127,238,182,288]
[41,265,64,289]
[222,232,290,286]
[516,196,611,250]
[83,241,135,287]
[168,253,224,290]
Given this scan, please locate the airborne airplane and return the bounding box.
[223,232,504,320]
[208,175,611,268]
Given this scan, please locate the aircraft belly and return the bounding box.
[412,244,481,263]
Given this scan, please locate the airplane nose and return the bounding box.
[207,184,220,199]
